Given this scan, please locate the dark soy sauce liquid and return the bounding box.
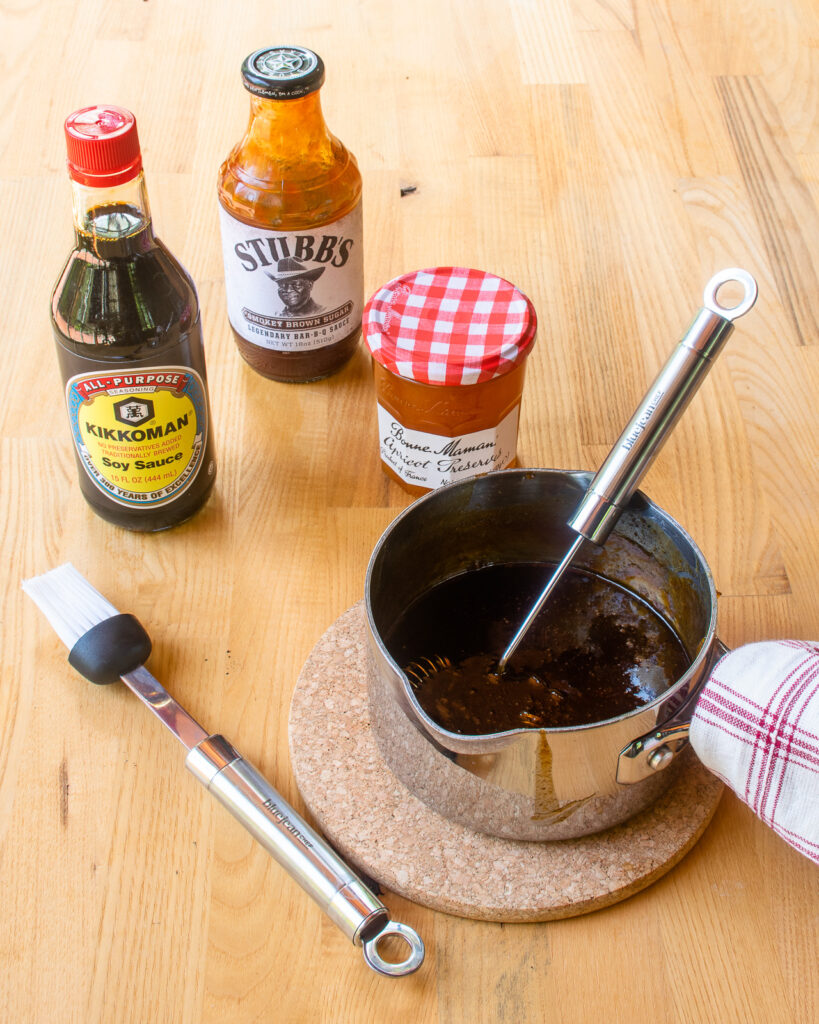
[386,563,691,734]
[51,204,217,531]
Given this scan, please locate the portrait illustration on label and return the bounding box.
[266,257,326,316]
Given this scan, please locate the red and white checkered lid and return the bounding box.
[363,267,537,385]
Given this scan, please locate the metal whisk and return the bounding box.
[404,654,452,689]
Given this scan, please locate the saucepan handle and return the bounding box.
[616,639,729,784]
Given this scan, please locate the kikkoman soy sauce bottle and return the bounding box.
[218,46,363,382]
[51,106,217,531]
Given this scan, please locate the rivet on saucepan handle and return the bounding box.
[647,746,676,770]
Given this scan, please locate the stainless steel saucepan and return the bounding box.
[365,469,724,841]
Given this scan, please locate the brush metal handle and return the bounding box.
[185,735,424,978]
[569,269,757,546]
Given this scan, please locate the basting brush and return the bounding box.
[22,563,424,977]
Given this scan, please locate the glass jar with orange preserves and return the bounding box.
[218,46,363,382]
[362,267,537,495]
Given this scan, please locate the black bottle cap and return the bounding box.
[241,46,325,99]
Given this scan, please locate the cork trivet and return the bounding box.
[288,603,723,922]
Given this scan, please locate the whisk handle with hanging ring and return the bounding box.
[568,269,757,547]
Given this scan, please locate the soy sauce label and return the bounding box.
[65,368,208,507]
[218,203,363,352]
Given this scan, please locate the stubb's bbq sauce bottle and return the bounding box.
[218,46,363,382]
[51,106,217,531]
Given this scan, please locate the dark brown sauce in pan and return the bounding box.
[386,563,690,734]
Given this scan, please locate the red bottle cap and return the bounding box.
[64,105,143,188]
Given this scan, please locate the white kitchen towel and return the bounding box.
[690,640,819,865]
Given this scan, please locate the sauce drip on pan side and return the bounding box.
[386,563,691,734]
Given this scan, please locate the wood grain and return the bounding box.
[1,1,816,1021]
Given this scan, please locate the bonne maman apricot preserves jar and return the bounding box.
[362,267,537,495]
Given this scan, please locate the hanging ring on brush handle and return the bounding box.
[363,921,426,977]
